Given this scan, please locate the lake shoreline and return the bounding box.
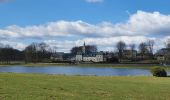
[0,63,163,68]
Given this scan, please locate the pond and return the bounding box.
[0,66,169,76]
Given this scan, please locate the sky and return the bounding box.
[0,0,170,52]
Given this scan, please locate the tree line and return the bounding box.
[116,39,155,62]
[0,42,55,64]
[0,39,169,64]
[116,39,170,62]
[0,42,99,64]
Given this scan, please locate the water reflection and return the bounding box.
[0,66,168,76]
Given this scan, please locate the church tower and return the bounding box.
[82,42,86,54]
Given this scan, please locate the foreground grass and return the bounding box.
[0,73,170,100]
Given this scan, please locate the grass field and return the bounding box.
[0,73,170,100]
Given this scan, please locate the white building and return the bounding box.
[75,42,105,62]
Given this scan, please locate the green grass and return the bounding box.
[0,73,170,100]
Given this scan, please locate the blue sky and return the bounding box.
[0,0,170,52]
[1,0,170,27]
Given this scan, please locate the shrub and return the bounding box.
[106,57,119,63]
[151,67,167,77]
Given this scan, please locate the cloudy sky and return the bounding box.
[0,0,170,52]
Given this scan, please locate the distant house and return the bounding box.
[51,52,75,61]
[113,50,137,60]
[155,48,170,64]
[75,42,106,62]
[123,50,137,60]
[156,55,165,62]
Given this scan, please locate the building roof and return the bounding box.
[76,51,103,57]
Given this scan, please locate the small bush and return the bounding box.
[151,67,167,77]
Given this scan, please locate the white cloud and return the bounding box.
[85,0,104,3]
[0,40,27,50]
[44,40,76,52]
[0,10,170,52]
[1,10,170,39]
[0,35,167,52]
[43,36,159,53]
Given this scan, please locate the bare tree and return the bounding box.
[70,46,82,55]
[86,45,98,54]
[129,44,136,60]
[0,45,24,64]
[38,42,49,61]
[24,42,53,63]
[24,42,38,63]
[147,39,155,59]
[165,39,170,48]
[138,42,149,60]
[70,45,98,55]
[116,41,126,62]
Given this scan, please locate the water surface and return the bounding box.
[0,66,169,76]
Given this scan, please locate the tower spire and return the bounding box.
[82,41,86,54]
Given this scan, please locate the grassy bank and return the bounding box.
[0,62,163,68]
[0,73,170,100]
